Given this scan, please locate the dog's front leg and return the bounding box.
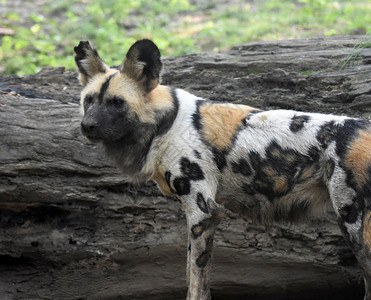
[186,225,215,300]
[183,194,222,300]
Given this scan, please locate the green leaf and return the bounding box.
[5,12,21,21]
[0,36,13,52]
[30,24,41,35]
[29,14,45,23]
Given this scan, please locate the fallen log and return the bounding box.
[0,36,370,299]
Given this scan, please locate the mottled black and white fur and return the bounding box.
[74,39,371,300]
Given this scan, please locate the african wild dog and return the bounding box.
[74,39,371,300]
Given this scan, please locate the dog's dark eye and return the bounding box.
[108,97,123,108]
[84,95,94,111]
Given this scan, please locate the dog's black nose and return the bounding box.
[81,120,97,134]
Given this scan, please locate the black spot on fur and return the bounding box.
[242,184,255,196]
[232,158,252,177]
[180,157,204,180]
[196,193,209,214]
[212,148,227,171]
[306,146,321,164]
[248,151,262,170]
[156,88,179,135]
[196,236,213,268]
[290,115,310,132]
[265,141,299,168]
[191,214,221,239]
[194,150,202,159]
[317,121,338,149]
[173,176,191,196]
[247,151,276,202]
[325,159,335,181]
[339,204,359,224]
[192,100,203,131]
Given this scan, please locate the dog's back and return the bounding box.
[205,107,370,224]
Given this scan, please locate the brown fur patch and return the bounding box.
[199,103,257,150]
[276,178,330,219]
[300,166,316,180]
[263,167,277,176]
[364,211,371,250]
[192,225,203,237]
[271,148,284,159]
[286,153,297,163]
[151,171,174,197]
[274,176,288,193]
[147,85,173,110]
[345,129,371,188]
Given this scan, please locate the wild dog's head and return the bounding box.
[74,39,162,143]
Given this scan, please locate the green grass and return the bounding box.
[0,0,370,75]
[340,37,371,69]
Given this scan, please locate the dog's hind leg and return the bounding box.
[329,168,371,299]
[324,153,369,297]
[360,211,371,300]
[354,215,371,300]
[336,206,371,300]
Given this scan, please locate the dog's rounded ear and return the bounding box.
[121,39,162,93]
[74,41,109,86]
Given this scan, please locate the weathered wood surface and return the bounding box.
[0,36,370,299]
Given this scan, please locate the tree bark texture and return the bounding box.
[0,36,370,299]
